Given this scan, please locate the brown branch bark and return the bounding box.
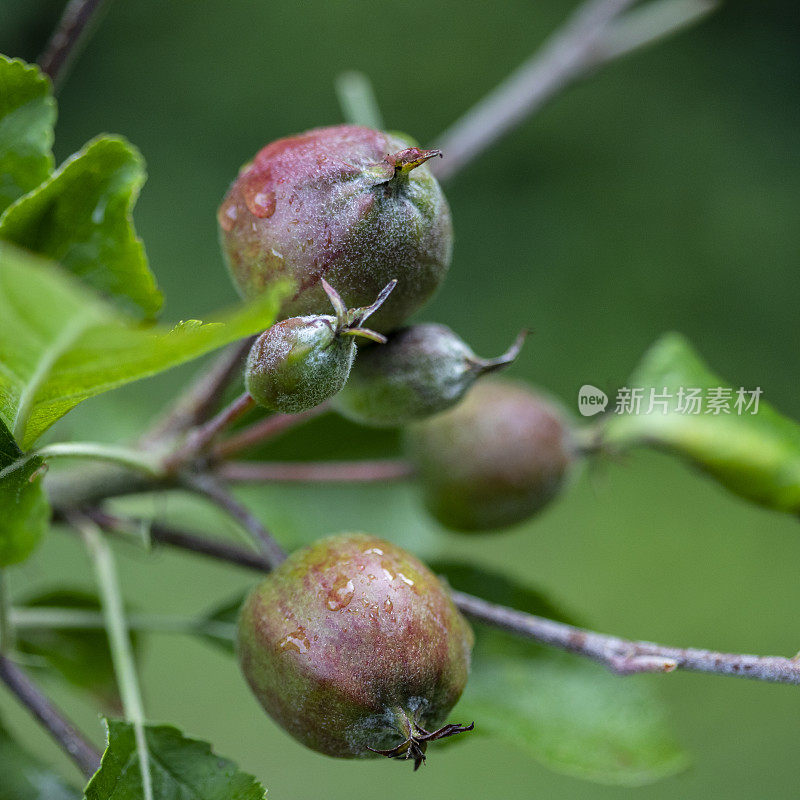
[143,338,254,446]
[181,473,287,569]
[211,403,331,460]
[432,0,716,182]
[164,392,255,472]
[83,508,272,572]
[451,590,800,685]
[0,655,102,778]
[38,0,112,88]
[215,459,415,484]
[70,511,800,687]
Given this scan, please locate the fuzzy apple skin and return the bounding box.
[406,379,575,531]
[236,533,473,759]
[245,316,354,413]
[334,323,483,427]
[219,125,453,333]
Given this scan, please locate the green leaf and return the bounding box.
[0,714,80,800]
[15,589,140,711]
[0,243,289,447]
[438,563,688,786]
[199,594,243,655]
[84,719,267,800]
[433,560,579,626]
[0,136,161,317]
[602,333,800,513]
[460,653,688,786]
[0,417,48,566]
[0,56,55,216]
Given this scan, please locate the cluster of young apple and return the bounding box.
[219,124,578,768]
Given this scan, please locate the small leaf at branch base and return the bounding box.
[84,719,267,800]
[0,243,291,448]
[602,333,800,514]
[0,715,80,800]
[438,562,688,785]
[0,135,161,318]
[0,417,49,566]
[200,594,244,655]
[0,56,55,216]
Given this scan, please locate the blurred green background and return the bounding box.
[2,0,800,797]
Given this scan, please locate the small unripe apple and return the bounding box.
[405,379,576,531]
[219,125,452,333]
[237,533,474,768]
[244,279,394,414]
[334,324,526,427]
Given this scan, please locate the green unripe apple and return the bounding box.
[334,324,526,427]
[406,379,576,531]
[245,280,394,414]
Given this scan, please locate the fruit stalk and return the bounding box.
[143,337,255,446]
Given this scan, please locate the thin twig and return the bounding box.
[165,392,255,471]
[451,590,800,686]
[143,338,254,447]
[182,474,287,568]
[0,655,102,778]
[82,508,271,572]
[212,402,331,460]
[600,0,717,62]
[77,515,153,800]
[70,513,800,687]
[38,0,112,88]
[432,0,715,181]
[216,459,416,484]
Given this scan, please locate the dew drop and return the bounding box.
[397,572,415,587]
[243,185,276,218]
[327,576,355,610]
[278,626,310,654]
[217,199,238,231]
[363,547,384,556]
[383,598,393,613]
[382,567,395,582]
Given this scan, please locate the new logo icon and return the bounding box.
[578,384,608,416]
